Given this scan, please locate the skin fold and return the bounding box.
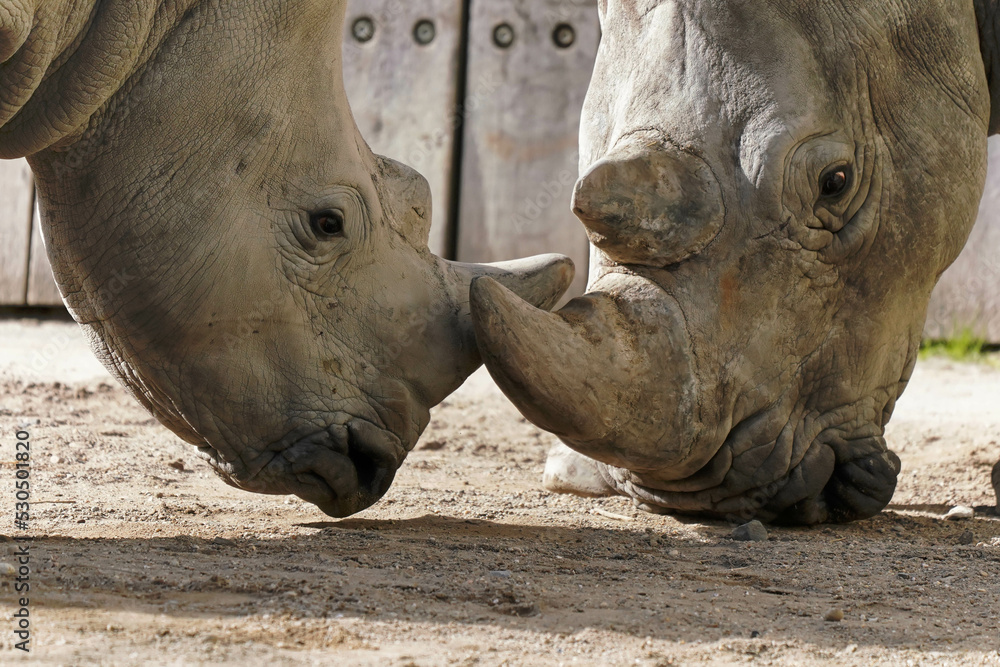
[0,0,574,517]
[472,0,1000,524]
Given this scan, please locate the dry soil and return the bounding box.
[0,316,998,666]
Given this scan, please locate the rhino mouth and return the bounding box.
[201,417,407,517]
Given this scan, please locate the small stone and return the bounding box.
[750,630,761,638]
[211,537,236,547]
[944,506,974,520]
[488,570,512,579]
[730,520,768,542]
[958,530,975,545]
[0,562,15,575]
[167,459,186,472]
[512,603,539,617]
[419,440,447,451]
[844,644,858,654]
[50,455,64,464]
[824,608,845,622]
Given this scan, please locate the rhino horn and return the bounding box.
[470,274,704,476]
[453,254,575,313]
[571,143,724,267]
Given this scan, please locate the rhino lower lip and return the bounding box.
[203,418,406,517]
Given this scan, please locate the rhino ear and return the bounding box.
[977,0,1000,134]
[0,0,34,63]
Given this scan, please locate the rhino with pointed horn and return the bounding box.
[471,0,1000,523]
[0,0,573,517]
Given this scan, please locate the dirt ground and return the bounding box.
[0,314,998,666]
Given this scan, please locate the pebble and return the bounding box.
[168,459,186,472]
[488,570,512,579]
[211,537,236,547]
[730,520,768,542]
[958,530,975,545]
[944,506,974,520]
[0,563,15,575]
[824,608,845,622]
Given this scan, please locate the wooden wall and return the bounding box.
[924,136,1000,342]
[0,159,61,307]
[342,0,466,256]
[341,0,598,296]
[455,0,597,297]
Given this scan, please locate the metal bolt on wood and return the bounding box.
[493,23,515,48]
[553,23,575,48]
[352,16,375,43]
[414,19,436,45]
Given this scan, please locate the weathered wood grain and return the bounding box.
[0,158,34,305]
[456,0,598,297]
[342,0,465,256]
[925,135,1000,343]
[27,199,63,306]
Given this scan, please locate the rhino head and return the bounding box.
[471,0,997,524]
[0,1,572,516]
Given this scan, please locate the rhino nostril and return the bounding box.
[350,448,382,490]
[347,419,403,496]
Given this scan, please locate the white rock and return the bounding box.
[944,506,975,520]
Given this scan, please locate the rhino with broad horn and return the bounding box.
[0,0,574,517]
[471,0,1000,523]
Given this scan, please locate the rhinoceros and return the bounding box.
[471,0,1000,523]
[0,0,573,517]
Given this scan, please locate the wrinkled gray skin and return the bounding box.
[0,0,573,517]
[472,0,1000,524]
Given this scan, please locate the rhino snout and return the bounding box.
[210,418,406,518]
[573,145,724,267]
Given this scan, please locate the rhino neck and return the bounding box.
[0,0,198,158]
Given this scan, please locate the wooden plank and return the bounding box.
[26,198,63,306]
[456,0,598,298]
[925,135,1000,343]
[0,158,35,305]
[342,0,465,256]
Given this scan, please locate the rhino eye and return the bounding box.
[310,209,345,238]
[819,167,851,199]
